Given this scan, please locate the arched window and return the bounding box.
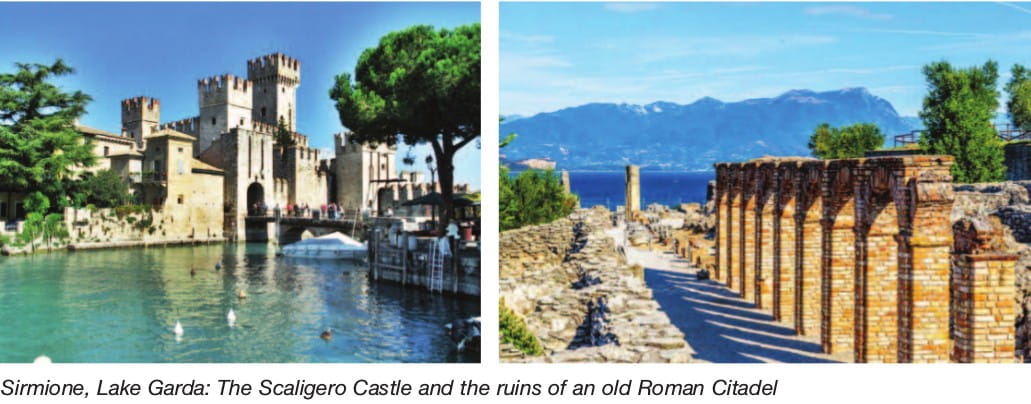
[261,107,267,118]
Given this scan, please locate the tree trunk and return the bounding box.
[435,147,456,236]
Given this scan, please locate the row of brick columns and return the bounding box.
[713,156,1016,363]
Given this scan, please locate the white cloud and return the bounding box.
[500,31,554,44]
[602,35,835,63]
[604,3,659,13]
[997,2,1031,15]
[804,5,894,20]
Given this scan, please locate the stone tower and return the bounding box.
[197,74,253,155]
[333,132,396,214]
[121,96,160,149]
[247,53,300,131]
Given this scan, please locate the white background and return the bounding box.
[2,1,1025,403]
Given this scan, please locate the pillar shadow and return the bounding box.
[646,268,840,363]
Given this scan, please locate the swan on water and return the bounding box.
[227,309,237,326]
[174,320,184,337]
[33,355,51,364]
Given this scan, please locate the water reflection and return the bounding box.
[0,243,479,363]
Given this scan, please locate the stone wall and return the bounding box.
[716,155,969,362]
[500,207,692,363]
[63,206,225,249]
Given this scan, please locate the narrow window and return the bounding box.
[177,195,184,204]
[211,117,216,125]
[103,146,109,156]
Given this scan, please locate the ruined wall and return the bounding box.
[714,155,999,362]
[500,207,692,363]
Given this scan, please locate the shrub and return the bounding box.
[499,300,544,356]
[500,166,578,231]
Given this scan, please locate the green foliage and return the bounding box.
[499,300,543,356]
[330,23,480,233]
[22,191,50,215]
[74,169,131,208]
[0,60,95,211]
[919,60,1005,183]
[499,165,578,231]
[274,116,296,162]
[1006,64,1031,132]
[807,122,886,159]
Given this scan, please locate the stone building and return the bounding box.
[4,52,472,241]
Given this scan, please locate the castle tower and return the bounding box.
[247,53,300,131]
[121,96,160,149]
[334,132,396,215]
[197,74,253,154]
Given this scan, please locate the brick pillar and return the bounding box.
[775,200,795,324]
[952,254,1017,363]
[728,191,740,291]
[854,198,900,363]
[898,158,953,363]
[715,168,728,283]
[795,201,822,337]
[821,166,856,355]
[950,217,1015,363]
[741,197,756,300]
[757,198,775,310]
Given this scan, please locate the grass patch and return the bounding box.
[499,300,544,356]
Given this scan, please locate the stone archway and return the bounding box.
[247,182,264,215]
[377,187,395,216]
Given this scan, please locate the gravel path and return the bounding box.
[611,226,845,363]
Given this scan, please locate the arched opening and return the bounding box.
[795,165,823,337]
[855,167,901,363]
[247,182,264,215]
[822,164,857,355]
[377,187,395,216]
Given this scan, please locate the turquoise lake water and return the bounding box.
[0,243,479,363]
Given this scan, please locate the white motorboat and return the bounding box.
[281,232,368,260]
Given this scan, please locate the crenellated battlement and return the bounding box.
[198,74,252,93]
[121,96,161,122]
[247,53,301,83]
[159,117,200,135]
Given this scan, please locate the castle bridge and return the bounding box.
[711,155,1017,363]
[245,213,363,244]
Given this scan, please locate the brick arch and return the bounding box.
[714,155,958,362]
[795,162,824,336]
[854,163,904,362]
[821,161,859,355]
[773,163,798,323]
[739,164,759,299]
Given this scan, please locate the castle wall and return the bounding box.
[219,128,274,241]
[333,133,396,214]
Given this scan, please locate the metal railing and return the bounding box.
[894,124,1031,147]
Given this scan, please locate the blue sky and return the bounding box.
[501,2,1031,118]
[0,2,480,188]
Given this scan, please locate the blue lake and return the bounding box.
[0,243,479,363]
[510,171,714,210]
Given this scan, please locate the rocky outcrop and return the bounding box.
[500,207,692,363]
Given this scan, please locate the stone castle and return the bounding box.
[0,53,464,241]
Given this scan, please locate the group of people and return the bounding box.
[249,202,346,220]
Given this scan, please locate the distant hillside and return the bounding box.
[500,88,920,171]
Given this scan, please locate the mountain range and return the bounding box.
[500,88,920,171]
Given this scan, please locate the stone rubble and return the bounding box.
[951,182,1031,361]
[500,206,693,363]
